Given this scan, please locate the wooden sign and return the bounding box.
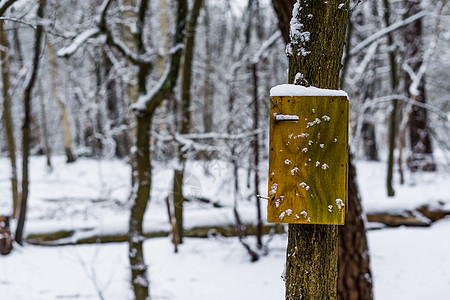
[267,85,348,225]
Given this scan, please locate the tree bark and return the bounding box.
[285,1,347,299]
[172,0,203,244]
[403,0,435,172]
[272,1,373,299]
[337,154,373,300]
[202,1,213,133]
[0,18,20,219]
[15,0,46,245]
[383,0,399,197]
[251,63,263,249]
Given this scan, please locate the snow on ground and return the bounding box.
[1,219,450,299]
[1,155,450,299]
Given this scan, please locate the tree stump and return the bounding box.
[0,216,13,255]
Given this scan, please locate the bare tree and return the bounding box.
[15,0,46,245]
[0,0,20,219]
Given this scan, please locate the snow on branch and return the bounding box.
[228,31,282,80]
[152,129,263,154]
[152,132,223,153]
[404,0,446,97]
[251,31,282,64]
[131,62,171,113]
[130,0,187,115]
[181,129,263,140]
[57,28,100,57]
[350,11,426,56]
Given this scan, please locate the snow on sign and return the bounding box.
[267,84,348,225]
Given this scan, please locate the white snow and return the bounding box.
[57,28,100,57]
[270,84,348,98]
[274,114,300,121]
[1,156,450,299]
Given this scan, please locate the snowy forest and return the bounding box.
[1,0,450,299]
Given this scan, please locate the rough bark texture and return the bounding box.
[338,154,373,300]
[15,0,46,244]
[403,0,435,172]
[272,1,373,299]
[285,1,347,299]
[0,18,20,219]
[271,0,296,44]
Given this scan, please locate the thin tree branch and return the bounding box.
[349,10,426,56]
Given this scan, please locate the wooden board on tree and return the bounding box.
[267,84,348,225]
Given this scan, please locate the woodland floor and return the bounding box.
[0,155,449,299]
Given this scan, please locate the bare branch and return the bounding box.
[0,0,17,17]
[56,28,100,57]
[349,11,426,56]
[131,0,188,115]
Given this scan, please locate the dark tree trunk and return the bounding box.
[15,0,46,245]
[403,0,435,172]
[338,154,373,300]
[203,1,213,133]
[383,0,399,197]
[362,122,378,161]
[286,1,347,299]
[272,1,373,299]
[0,17,20,219]
[172,0,203,244]
[252,63,263,249]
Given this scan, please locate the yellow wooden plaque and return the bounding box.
[267,89,348,225]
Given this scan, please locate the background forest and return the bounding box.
[1,0,450,299]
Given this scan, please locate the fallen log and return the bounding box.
[26,224,286,246]
[367,204,450,227]
[366,211,431,227]
[416,204,450,222]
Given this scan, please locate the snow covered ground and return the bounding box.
[1,155,450,299]
[1,221,450,300]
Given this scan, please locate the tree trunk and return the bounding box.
[403,0,435,172]
[124,0,187,298]
[337,154,373,300]
[383,0,399,197]
[203,1,213,134]
[272,1,373,299]
[285,1,347,298]
[46,35,76,163]
[361,122,378,161]
[38,81,52,170]
[104,51,132,158]
[172,0,203,244]
[15,0,46,245]
[129,112,151,300]
[0,18,20,219]
[251,63,263,249]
